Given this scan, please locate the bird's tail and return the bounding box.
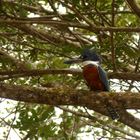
[106,103,120,120]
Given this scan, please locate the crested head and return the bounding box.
[64,49,102,65]
[80,49,102,63]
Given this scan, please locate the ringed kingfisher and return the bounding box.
[65,49,119,120]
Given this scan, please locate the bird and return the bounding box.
[64,49,119,120]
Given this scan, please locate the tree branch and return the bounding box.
[0,49,29,70]
[58,106,140,139]
[1,0,51,14]
[12,24,81,47]
[0,83,140,131]
[1,19,140,32]
[0,69,139,81]
[125,0,140,18]
[110,0,117,71]
[108,72,140,81]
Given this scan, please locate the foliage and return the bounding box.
[0,0,140,139]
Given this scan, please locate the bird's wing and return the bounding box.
[98,66,110,91]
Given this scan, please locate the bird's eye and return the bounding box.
[80,54,88,60]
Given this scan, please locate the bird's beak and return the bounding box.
[64,57,82,64]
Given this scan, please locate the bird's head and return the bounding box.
[64,49,102,66]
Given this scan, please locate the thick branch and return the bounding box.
[126,0,140,18]
[0,83,140,131]
[0,69,139,81]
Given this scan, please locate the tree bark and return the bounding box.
[0,83,140,131]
